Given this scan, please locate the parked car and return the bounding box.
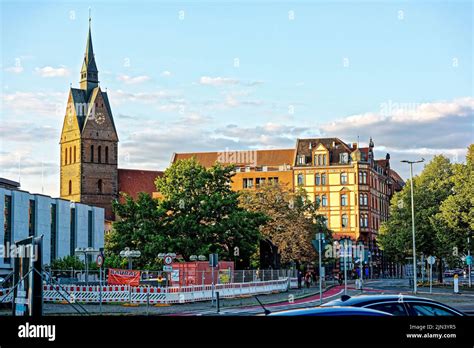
[444,269,464,277]
[322,294,465,316]
[267,306,393,316]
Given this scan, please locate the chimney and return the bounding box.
[352,143,357,149]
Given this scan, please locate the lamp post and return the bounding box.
[75,247,100,283]
[401,158,424,294]
[120,247,141,270]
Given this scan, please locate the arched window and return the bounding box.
[90,145,94,162]
[68,147,72,164]
[341,214,348,228]
[321,174,326,185]
[74,146,76,163]
[297,173,304,186]
[321,195,327,207]
[341,193,348,206]
[98,146,102,163]
[64,148,67,165]
[315,195,321,206]
[68,180,72,195]
[105,146,109,163]
[315,174,320,185]
[340,172,348,184]
[322,154,327,165]
[98,179,103,193]
[360,214,368,227]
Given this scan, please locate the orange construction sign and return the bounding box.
[107,268,141,286]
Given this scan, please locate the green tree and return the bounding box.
[239,182,331,265]
[49,255,85,270]
[107,192,168,269]
[433,145,474,267]
[155,158,266,264]
[379,155,455,281]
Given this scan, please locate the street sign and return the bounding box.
[427,256,436,265]
[209,253,218,267]
[163,265,173,272]
[164,255,173,265]
[466,255,473,265]
[96,254,104,267]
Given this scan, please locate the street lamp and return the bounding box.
[120,247,141,270]
[75,247,100,283]
[401,158,424,294]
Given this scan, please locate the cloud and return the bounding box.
[5,66,24,73]
[161,71,172,77]
[117,74,151,84]
[0,122,58,142]
[35,66,70,77]
[108,89,177,106]
[199,76,239,86]
[1,91,66,117]
[198,76,264,87]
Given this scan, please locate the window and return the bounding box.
[366,303,408,316]
[297,155,305,165]
[70,207,76,256]
[98,179,103,193]
[90,145,94,162]
[64,148,67,165]
[105,146,109,163]
[341,214,348,228]
[297,174,304,186]
[4,195,12,264]
[51,204,57,263]
[98,146,102,163]
[68,180,72,195]
[340,172,348,184]
[321,195,327,207]
[321,174,326,185]
[74,146,76,163]
[315,195,321,206]
[341,194,348,206]
[322,216,328,227]
[315,174,321,185]
[409,303,455,316]
[359,171,367,184]
[69,147,72,164]
[322,154,327,165]
[360,193,368,206]
[256,178,266,187]
[360,214,368,227]
[268,177,279,184]
[339,152,349,164]
[28,199,35,237]
[88,210,93,248]
[243,178,254,189]
[318,155,322,166]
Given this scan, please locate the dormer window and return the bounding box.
[339,152,349,164]
[297,155,305,165]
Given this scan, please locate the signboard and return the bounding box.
[209,253,218,267]
[163,265,173,272]
[107,268,141,286]
[466,255,473,266]
[427,256,436,265]
[96,254,104,267]
[171,270,180,282]
[12,236,43,316]
[164,255,173,265]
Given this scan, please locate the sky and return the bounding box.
[0,0,473,197]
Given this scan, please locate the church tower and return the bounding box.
[60,17,119,220]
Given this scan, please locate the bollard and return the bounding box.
[216,291,220,313]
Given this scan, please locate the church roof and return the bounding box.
[118,168,163,200]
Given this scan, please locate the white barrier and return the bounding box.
[1,278,291,305]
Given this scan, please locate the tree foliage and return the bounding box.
[379,147,473,277]
[239,182,331,264]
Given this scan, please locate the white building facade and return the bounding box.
[0,183,104,274]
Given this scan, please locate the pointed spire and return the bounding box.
[80,9,99,93]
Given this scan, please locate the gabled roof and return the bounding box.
[295,137,354,166]
[172,149,295,168]
[118,168,163,199]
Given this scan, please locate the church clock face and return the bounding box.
[95,111,106,125]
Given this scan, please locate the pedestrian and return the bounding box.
[338,272,343,286]
[297,270,303,289]
[305,272,311,288]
